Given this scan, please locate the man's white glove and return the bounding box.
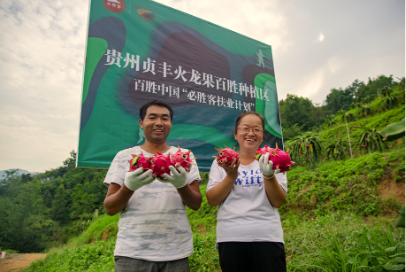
[159,165,188,189]
[124,168,154,191]
[259,153,280,178]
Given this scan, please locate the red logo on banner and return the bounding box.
[103,0,125,13]
[136,6,156,22]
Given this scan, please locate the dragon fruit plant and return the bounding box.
[214,146,240,167]
[170,147,195,172]
[128,153,151,172]
[255,145,294,173]
[150,152,172,179]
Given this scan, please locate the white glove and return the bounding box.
[159,165,188,189]
[124,168,154,191]
[259,153,280,178]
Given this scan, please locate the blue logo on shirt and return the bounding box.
[235,169,263,187]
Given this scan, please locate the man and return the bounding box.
[104,100,202,272]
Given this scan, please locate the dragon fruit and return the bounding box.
[170,147,195,172]
[128,153,151,172]
[255,145,275,157]
[150,152,172,179]
[255,145,294,173]
[213,146,240,167]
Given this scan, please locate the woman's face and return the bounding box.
[234,114,264,152]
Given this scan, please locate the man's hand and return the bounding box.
[159,165,188,189]
[124,168,154,191]
[259,153,280,178]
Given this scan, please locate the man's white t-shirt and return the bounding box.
[103,146,201,261]
[207,159,288,244]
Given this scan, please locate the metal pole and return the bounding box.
[346,121,353,159]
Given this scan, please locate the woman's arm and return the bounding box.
[206,159,240,207]
[263,174,286,208]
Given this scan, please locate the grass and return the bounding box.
[23,145,405,271]
[284,212,405,271]
[282,147,404,217]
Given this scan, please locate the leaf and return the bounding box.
[384,264,405,271]
[361,257,368,266]
[386,247,397,253]
[391,257,406,264]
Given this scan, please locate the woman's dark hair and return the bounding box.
[139,100,174,121]
[233,111,266,149]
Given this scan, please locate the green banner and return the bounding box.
[78,0,283,171]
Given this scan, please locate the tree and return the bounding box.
[379,86,392,97]
[326,139,349,161]
[362,94,375,104]
[350,102,361,109]
[285,132,323,167]
[282,123,305,141]
[380,95,398,110]
[325,87,354,113]
[359,105,374,118]
[51,184,69,224]
[357,127,388,154]
[279,94,316,131]
[323,115,336,128]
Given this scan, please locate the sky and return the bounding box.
[0,0,404,173]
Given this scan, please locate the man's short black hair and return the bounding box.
[139,100,174,121]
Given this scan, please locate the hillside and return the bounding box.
[3,77,405,271]
[0,169,34,180]
[21,140,405,271]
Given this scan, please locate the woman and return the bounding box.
[206,111,288,272]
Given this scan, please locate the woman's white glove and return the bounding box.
[159,165,188,189]
[259,153,280,178]
[124,168,154,191]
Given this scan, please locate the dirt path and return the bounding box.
[0,253,47,272]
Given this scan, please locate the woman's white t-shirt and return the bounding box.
[207,159,288,244]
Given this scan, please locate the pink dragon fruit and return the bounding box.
[255,145,275,157]
[150,152,172,179]
[214,146,240,167]
[128,153,151,172]
[255,145,294,173]
[170,147,195,172]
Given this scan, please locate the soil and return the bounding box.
[101,229,110,241]
[379,176,405,205]
[0,253,47,272]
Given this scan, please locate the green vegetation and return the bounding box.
[23,184,405,272]
[282,148,405,217]
[2,74,404,271]
[0,151,108,253]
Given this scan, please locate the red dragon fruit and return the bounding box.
[128,153,151,172]
[255,145,275,157]
[214,146,240,167]
[255,145,294,173]
[170,147,195,172]
[150,152,172,179]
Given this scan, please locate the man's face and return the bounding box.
[139,105,172,144]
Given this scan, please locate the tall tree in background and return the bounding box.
[279,94,316,132]
[51,184,69,225]
[325,87,354,112]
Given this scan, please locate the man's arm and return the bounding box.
[177,180,202,211]
[104,183,135,215]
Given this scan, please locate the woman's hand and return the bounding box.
[207,158,241,207]
[259,153,280,178]
[218,158,240,181]
[259,153,286,208]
